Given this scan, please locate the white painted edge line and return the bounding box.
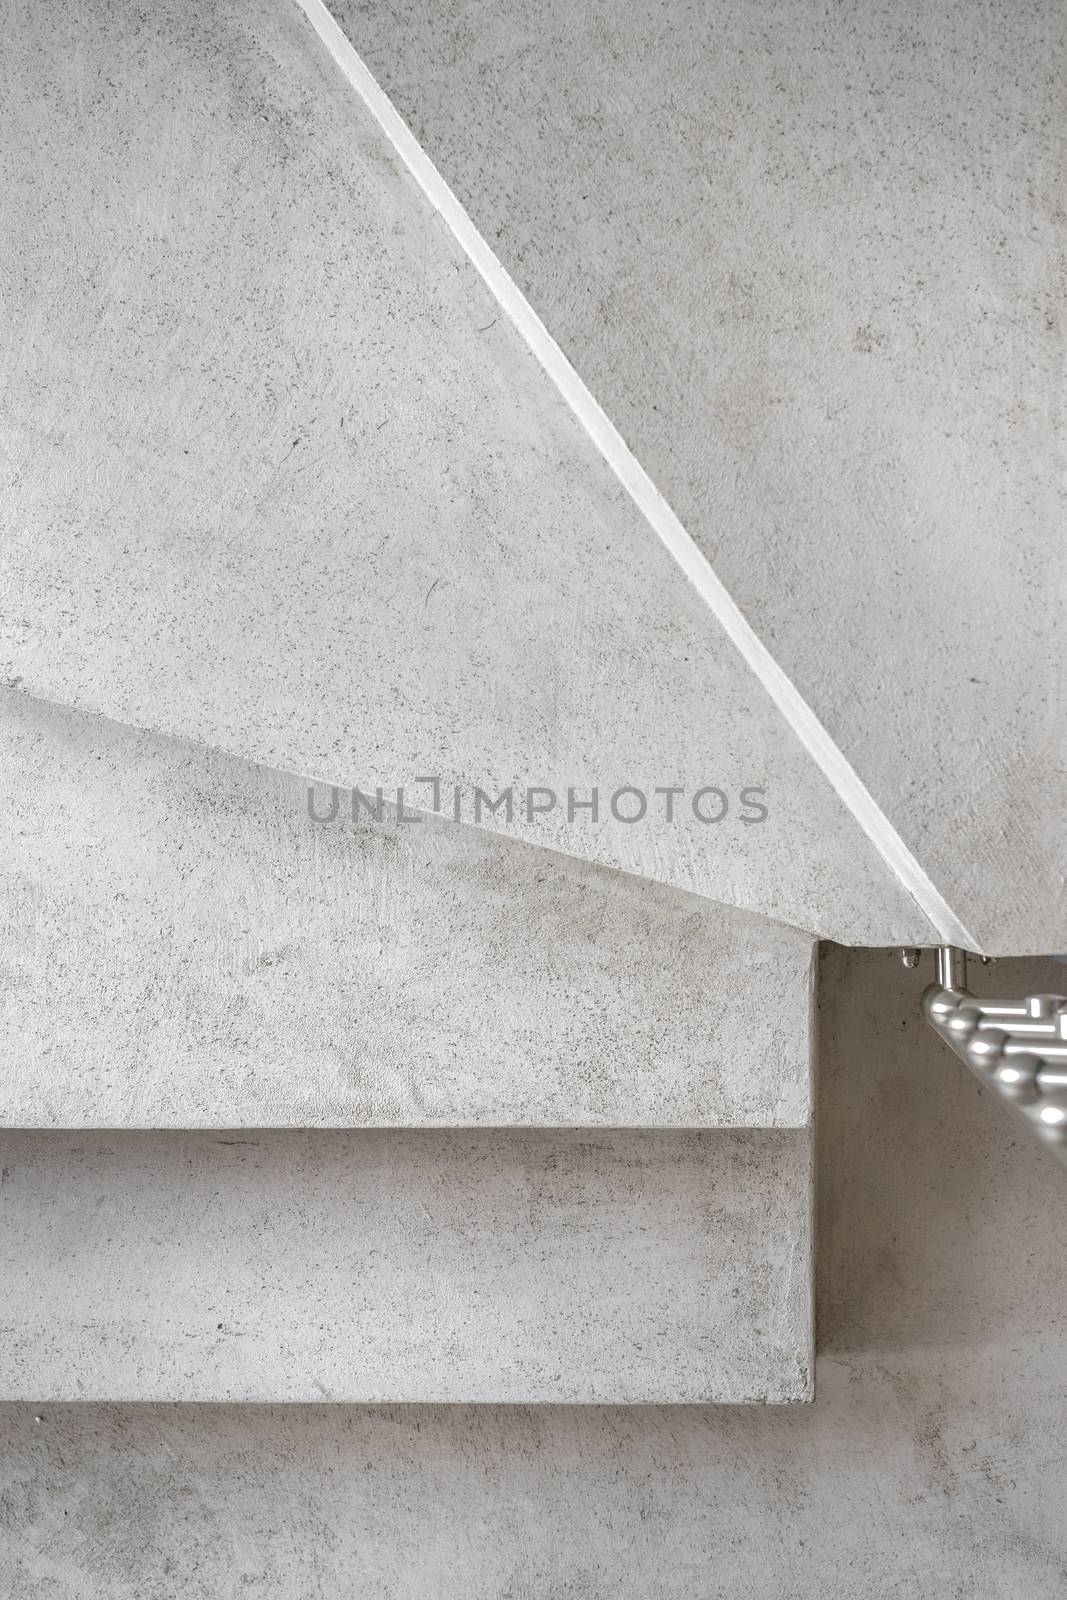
[293,0,980,953]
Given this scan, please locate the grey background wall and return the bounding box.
[2,946,1066,1596]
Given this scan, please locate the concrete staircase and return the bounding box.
[0,0,1062,1583]
[0,0,828,1411]
[0,690,813,1403]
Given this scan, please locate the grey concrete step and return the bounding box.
[0,1127,812,1404]
[0,690,813,1130]
[0,0,937,946]
[0,692,815,1405]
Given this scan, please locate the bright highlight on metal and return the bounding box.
[916,946,1067,1169]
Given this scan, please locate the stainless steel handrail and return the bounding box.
[904,946,1067,1168]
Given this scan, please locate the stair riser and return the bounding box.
[0,1128,813,1404]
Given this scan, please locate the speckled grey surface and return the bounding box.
[1,952,1065,1594]
[335,0,1067,956]
[0,690,812,1128]
[0,1126,812,1403]
[0,0,938,947]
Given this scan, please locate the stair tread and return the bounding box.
[1,692,812,1130]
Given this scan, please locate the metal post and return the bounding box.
[935,946,967,992]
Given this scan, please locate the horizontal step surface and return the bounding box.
[0,691,812,1129]
[0,1128,813,1404]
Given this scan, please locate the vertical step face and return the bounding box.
[0,692,813,1130]
[329,0,1066,956]
[0,1129,812,1404]
[0,0,937,945]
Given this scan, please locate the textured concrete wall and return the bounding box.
[338,0,1067,955]
[2,947,1066,1594]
